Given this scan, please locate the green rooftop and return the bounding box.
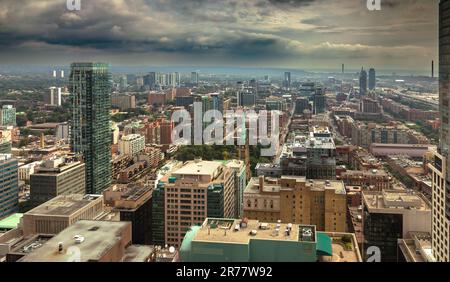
[0,213,23,230]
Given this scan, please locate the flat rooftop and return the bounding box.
[0,213,23,230]
[244,177,346,195]
[25,194,102,217]
[122,245,153,262]
[398,232,434,262]
[172,160,222,177]
[305,179,346,194]
[19,220,131,262]
[363,190,430,211]
[193,218,314,244]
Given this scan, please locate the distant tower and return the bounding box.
[359,67,368,95]
[432,60,435,78]
[342,64,345,74]
[284,72,291,90]
[369,68,376,90]
[238,121,251,182]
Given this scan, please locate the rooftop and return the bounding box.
[172,160,222,177]
[25,194,102,217]
[194,218,313,244]
[244,176,346,195]
[0,213,23,230]
[398,232,435,262]
[19,220,132,262]
[363,190,430,212]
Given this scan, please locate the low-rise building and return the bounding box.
[19,220,153,262]
[362,190,431,262]
[179,218,362,262]
[339,169,390,191]
[22,194,104,236]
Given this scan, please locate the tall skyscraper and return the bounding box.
[368,68,376,90]
[191,72,199,86]
[429,0,450,262]
[284,72,291,90]
[359,67,368,95]
[69,62,112,194]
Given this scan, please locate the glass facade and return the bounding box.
[69,63,112,194]
[0,155,18,219]
[441,0,450,219]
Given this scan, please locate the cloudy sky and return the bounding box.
[0,0,439,72]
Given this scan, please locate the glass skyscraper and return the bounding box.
[430,0,450,262]
[69,63,112,194]
[359,67,367,95]
[369,68,376,90]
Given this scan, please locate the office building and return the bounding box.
[244,176,347,232]
[180,218,362,262]
[161,160,235,247]
[22,194,104,236]
[427,0,450,262]
[119,134,145,157]
[225,160,247,218]
[111,94,136,110]
[103,184,153,245]
[351,122,428,148]
[429,151,450,261]
[55,122,70,141]
[0,139,11,154]
[362,190,431,262]
[0,105,16,127]
[144,72,156,89]
[30,158,86,207]
[0,154,18,219]
[18,161,42,181]
[313,90,326,115]
[19,220,153,262]
[368,68,376,90]
[69,62,112,194]
[339,169,390,191]
[295,98,310,115]
[191,72,199,86]
[284,72,291,90]
[266,97,287,111]
[46,87,62,106]
[359,68,367,96]
[151,183,165,246]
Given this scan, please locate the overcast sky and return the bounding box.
[0,0,439,72]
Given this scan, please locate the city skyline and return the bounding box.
[0,0,439,73]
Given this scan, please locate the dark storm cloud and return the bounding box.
[0,0,439,70]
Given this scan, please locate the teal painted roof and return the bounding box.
[0,213,23,230]
[316,233,333,257]
[180,226,201,254]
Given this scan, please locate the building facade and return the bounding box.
[30,158,86,207]
[243,176,347,232]
[69,62,112,194]
[0,154,18,219]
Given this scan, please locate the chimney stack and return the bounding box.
[259,176,265,192]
